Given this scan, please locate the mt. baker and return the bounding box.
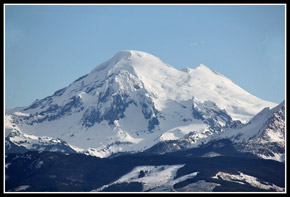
[5,50,278,158]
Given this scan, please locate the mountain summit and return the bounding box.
[5,50,278,158]
[88,50,275,122]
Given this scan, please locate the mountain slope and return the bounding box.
[5,50,278,158]
[5,151,285,192]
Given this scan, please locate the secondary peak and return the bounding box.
[196,64,209,70]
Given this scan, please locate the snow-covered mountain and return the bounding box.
[231,101,286,162]
[5,50,280,158]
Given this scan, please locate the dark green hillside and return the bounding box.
[5,149,285,192]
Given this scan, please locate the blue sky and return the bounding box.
[5,4,285,109]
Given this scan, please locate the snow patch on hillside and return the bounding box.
[212,171,284,192]
[94,164,199,192]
